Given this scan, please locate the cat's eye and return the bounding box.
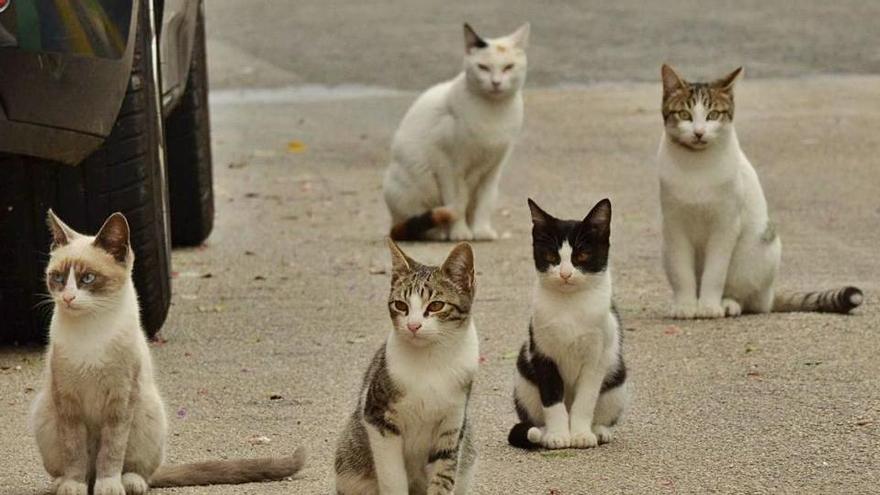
[707,110,721,120]
[544,252,559,264]
[392,301,409,314]
[502,64,514,72]
[573,252,590,263]
[426,301,445,313]
[478,64,490,72]
[678,110,692,121]
[80,273,96,285]
[50,272,65,284]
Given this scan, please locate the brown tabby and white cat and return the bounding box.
[657,64,863,319]
[334,240,478,495]
[30,211,304,495]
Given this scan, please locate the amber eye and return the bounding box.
[574,252,590,263]
[544,252,559,264]
[392,301,408,313]
[426,301,445,313]
[678,110,692,121]
[707,110,721,120]
[478,64,490,71]
[503,64,514,72]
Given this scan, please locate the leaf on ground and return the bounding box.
[269,394,284,401]
[663,325,682,336]
[347,335,367,344]
[248,435,271,445]
[501,350,519,360]
[286,140,307,153]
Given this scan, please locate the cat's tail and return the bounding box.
[389,207,455,241]
[772,286,863,314]
[149,448,305,487]
[507,422,541,450]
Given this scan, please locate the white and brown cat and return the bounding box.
[384,22,529,241]
[657,64,863,318]
[30,210,304,495]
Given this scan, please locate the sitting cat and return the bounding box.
[508,199,628,450]
[335,240,478,494]
[657,64,863,318]
[31,211,304,495]
[383,22,529,241]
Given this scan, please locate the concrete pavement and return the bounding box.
[1,75,878,494]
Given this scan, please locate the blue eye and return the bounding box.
[81,273,96,284]
[51,273,65,284]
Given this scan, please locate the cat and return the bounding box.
[334,240,478,494]
[508,199,628,450]
[383,22,529,242]
[30,210,305,495]
[657,64,864,319]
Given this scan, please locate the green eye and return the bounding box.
[678,110,692,121]
[392,301,408,313]
[707,110,721,120]
[81,273,96,284]
[426,301,445,313]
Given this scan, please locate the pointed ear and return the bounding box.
[93,212,130,263]
[527,198,554,228]
[510,22,530,49]
[661,63,688,96]
[46,209,78,249]
[441,242,475,293]
[387,238,415,283]
[583,199,612,241]
[713,66,743,92]
[464,23,488,52]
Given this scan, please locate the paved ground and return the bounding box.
[2,2,880,495]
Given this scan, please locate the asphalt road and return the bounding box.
[1,2,879,495]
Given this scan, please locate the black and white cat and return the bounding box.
[657,64,863,318]
[334,240,478,494]
[508,199,628,450]
[383,23,529,242]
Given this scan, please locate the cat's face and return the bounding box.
[387,240,475,347]
[45,211,133,317]
[528,199,611,292]
[661,64,742,150]
[463,23,529,99]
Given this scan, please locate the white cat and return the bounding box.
[383,22,529,241]
[657,64,863,319]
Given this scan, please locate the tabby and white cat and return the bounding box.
[335,240,478,494]
[383,22,529,241]
[508,200,628,450]
[31,211,304,495]
[657,64,863,319]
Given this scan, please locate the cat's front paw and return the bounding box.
[122,473,149,495]
[471,225,498,241]
[448,223,473,241]
[528,426,570,449]
[593,425,614,444]
[669,301,697,319]
[94,476,125,495]
[570,430,598,449]
[55,478,88,495]
[722,298,742,317]
[696,301,725,319]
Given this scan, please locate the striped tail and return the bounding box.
[389,207,455,241]
[149,449,305,487]
[772,286,864,314]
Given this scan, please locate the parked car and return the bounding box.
[0,0,214,342]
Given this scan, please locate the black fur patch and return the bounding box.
[362,347,401,436]
[528,199,611,275]
[519,322,564,407]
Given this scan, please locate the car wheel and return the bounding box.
[0,0,171,342]
[165,4,214,247]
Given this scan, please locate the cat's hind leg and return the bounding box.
[31,391,90,495]
[592,382,629,445]
[123,388,165,490]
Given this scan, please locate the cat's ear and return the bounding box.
[464,23,488,53]
[387,238,415,282]
[583,198,612,241]
[509,22,530,50]
[527,198,554,228]
[713,66,743,92]
[441,242,475,293]
[46,209,78,249]
[661,64,688,96]
[93,212,130,263]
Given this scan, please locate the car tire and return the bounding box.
[0,0,171,342]
[165,5,214,247]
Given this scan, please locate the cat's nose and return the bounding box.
[560,271,572,280]
[406,322,422,333]
[491,80,501,88]
[62,293,76,304]
[694,129,705,139]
